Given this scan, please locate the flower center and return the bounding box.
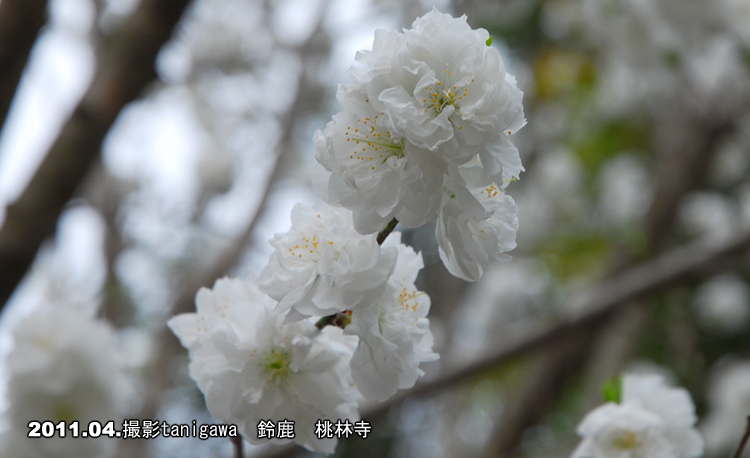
[346,116,405,168]
[420,69,472,118]
[425,85,466,114]
[396,287,424,313]
[481,184,499,199]
[610,430,639,450]
[287,233,323,261]
[263,349,291,385]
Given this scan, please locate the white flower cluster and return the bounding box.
[170,8,523,453]
[571,373,704,458]
[313,7,524,281]
[170,203,437,452]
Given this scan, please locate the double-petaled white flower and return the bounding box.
[437,162,518,282]
[572,373,704,458]
[168,277,360,453]
[350,7,525,178]
[257,201,397,321]
[345,233,438,401]
[314,7,524,236]
[4,305,128,458]
[313,85,445,234]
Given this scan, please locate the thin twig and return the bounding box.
[733,416,750,458]
[376,217,399,245]
[231,434,244,458]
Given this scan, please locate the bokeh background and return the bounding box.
[0,0,749,457]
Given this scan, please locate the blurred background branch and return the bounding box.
[0,0,48,133]
[0,0,192,310]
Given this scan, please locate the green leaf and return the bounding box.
[486,35,492,46]
[601,375,622,404]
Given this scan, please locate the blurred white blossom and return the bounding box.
[679,192,738,242]
[598,155,652,224]
[1,305,129,458]
[692,273,750,334]
[572,373,703,458]
[701,360,750,456]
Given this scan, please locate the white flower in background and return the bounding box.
[686,36,743,97]
[345,233,438,401]
[572,373,704,458]
[168,277,360,453]
[679,192,737,242]
[3,305,128,458]
[574,403,678,458]
[692,273,750,334]
[451,259,549,357]
[436,163,518,282]
[257,201,397,321]
[0,432,30,458]
[313,84,445,233]
[701,361,750,455]
[598,154,652,225]
[720,0,750,45]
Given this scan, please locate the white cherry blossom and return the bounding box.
[257,201,397,321]
[313,84,445,233]
[168,277,360,453]
[436,163,518,282]
[348,7,525,182]
[345,233,438,401]
[572,373,704,458]
[315,8,525,236]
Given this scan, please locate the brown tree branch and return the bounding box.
[733,416,750,458]
[0,0,48,133]
[81,162,136,327]
[478,330,597,458]
[0,0,193,311]
[645,97,735,250]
